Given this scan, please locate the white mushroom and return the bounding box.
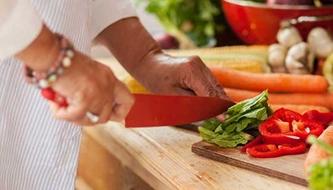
[268,44,287,73]
[285,42,315,74]
[277,26,303,48]
[308,27,333,58]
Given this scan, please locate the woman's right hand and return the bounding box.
[50,51,134,126]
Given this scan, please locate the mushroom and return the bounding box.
[285,42,315,74]
[308,27,333,58]
[268,44,288,73]
[277,26,303,48]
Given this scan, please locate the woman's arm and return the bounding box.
[1,1,134,125]
[95,18,228,98]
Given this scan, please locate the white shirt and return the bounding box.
[0,0,136,189]
[0,0,136,59]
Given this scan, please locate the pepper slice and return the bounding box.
[246,144,282,158]
[259,108,324,144]
[240,136,263,153]
[247,142,307,158]
[303,110,333,126]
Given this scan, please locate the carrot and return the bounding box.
[270,104,330,114]
[210,67,328,93]
[225,88,333,110]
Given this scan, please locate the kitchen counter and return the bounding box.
[78,58,307,190]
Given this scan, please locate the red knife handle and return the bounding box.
[41,88,68,108]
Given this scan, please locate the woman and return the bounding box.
[0,0,227,189]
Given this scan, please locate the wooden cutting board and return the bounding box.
[192,141,307,186]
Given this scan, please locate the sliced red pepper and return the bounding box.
[277,142,307,155]
[259,108,324,144]
[303,110,333,126]
[247,142,307,158]
[240,136,263,153]
[246,144,282,158]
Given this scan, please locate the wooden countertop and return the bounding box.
[81,58,307,190]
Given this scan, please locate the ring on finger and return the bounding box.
[86,112,100,124]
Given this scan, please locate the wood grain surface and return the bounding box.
[192,141,307,186]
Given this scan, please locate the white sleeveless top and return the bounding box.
[0,1,135,189]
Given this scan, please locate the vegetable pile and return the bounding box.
[199,90,333,158]
[307,135,333,190]
[268,27,333,75]
[243,108,325,158]
[242,108,333,158]
[199,91,271,148]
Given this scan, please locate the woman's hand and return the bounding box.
[305,125,333,171]
[133,53,229,98]
[50,52,134,126]
[16,25,134,126]
[96,18,228,99]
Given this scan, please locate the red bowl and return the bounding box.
[222,0,333,44]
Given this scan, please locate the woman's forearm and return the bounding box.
[95,17,162,78]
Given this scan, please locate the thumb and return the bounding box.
[109,81,134,122]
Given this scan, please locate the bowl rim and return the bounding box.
[223,0,333,10]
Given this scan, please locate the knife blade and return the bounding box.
[125,94,234,128]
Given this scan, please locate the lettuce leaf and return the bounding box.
[199,91,270,148]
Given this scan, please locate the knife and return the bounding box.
[125,94,234,128]
[41,88,234,128]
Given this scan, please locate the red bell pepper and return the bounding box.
[259,108,324,144]
[303,110,333,126]
[247,142,307,158]
[240,136,263,153]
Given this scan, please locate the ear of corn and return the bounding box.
[167,45,269,73]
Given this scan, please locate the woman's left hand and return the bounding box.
[133,53,229,99]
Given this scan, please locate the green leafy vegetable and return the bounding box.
[307,135,333,190]
[199,91,271,148]
[135,0,226,47]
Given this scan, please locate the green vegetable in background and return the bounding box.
[135,0,225,47]
[307,135,333,190]
[199,91,271,148]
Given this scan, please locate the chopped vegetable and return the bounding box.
[243,108,330,158]
[307,135,333,190]
[259,108,324,144]
[199,91,271,148]
[247,142,307,158]
[303,110,333,126]
[211,68,328,93]
[240,135,263,152]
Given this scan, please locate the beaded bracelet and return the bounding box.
[24,33,75,89]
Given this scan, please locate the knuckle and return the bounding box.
[189,55,201,63]
[186,56,206,72]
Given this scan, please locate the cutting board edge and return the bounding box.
[192,141,308,187]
